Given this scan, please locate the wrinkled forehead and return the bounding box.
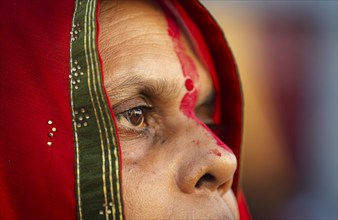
[99,0,176,67]
[99,0,182,85]
[100,1,168,42]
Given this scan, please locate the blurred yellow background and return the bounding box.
[201,1,337,219]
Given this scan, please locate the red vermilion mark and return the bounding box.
[185,78,194,91]
[210,149,222,157]
[163,4,198,83]
[162,3,231,152]
[179,91,197,118]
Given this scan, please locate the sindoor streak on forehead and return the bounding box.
[162,3,232,153]
[161,2,198,116]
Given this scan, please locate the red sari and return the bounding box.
[0,0,250,219]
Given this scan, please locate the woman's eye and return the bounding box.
[113,96,154,133]
[123,107,145,127]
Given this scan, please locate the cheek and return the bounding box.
[120,139,178,215]
[120,138,152,162]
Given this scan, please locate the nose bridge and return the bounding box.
[176,117,237,195]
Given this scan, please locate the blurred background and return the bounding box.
[200,1,337,219]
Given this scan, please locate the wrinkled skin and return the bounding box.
[99,0,239,219]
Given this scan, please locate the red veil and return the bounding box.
[0,0,250,219]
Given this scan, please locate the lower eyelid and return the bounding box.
[117,124,148,138]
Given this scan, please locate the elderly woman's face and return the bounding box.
[99,0,238,219]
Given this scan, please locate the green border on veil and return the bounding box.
[69,0,123,219]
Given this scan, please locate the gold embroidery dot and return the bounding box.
[109,202,112,206]
[99,210,104,215]
[74,110,78,115]
[77,123,82,128]
[69,75,72,79]
[80,72,84,76]
[52,127,56,132]
[78,116,83,121]
[48,120,53,125]
[48,133,53,138]
[77,65,81,70]
[72,80,76,85]
[85,114,90,119]
[71,67,76,72]
[83,122,88,127]
[77,79,81,83]
[74,72,78,77]
[75,86,79,90]
[107,210,111,214]
[47,142,52,146]
[74,60,78,65]
[80,108,85,113]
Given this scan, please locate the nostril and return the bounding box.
[195,173,215,188]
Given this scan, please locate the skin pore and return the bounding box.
[99,0,239,219]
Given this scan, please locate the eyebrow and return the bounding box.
[105,73,181,104]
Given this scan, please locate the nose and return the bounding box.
[176,123,237,196]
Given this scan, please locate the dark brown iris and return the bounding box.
[126,108,144,127]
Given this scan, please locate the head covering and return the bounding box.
[0,0,249,219]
